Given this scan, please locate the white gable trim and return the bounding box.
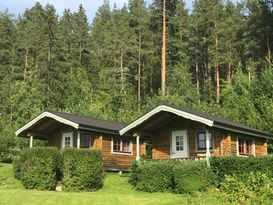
[15,111,79,136]
[119,105,214,135]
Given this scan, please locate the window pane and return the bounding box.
[198,133,205,141]
[65,137,71,148]
[238,137,253,155]
[199,141,205,149]
[80,134,91,148]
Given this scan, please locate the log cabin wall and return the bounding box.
[150,117,268,159]
[48,124,75,148]
[49,128,145,170]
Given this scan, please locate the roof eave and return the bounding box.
[213,123,273,139]
[119,105,214,135]
[15,111,79,136]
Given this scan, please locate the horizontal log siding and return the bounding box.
[101,135,145,170]
[150,117,268,159]
[255,138,267,156]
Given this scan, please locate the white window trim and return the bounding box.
[111,137,133,156]
[195,131,215,152]
[236,136,255,157]
[62,132,73,148]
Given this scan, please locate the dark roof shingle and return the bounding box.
[47,110,126,133]
[162,103,273,138]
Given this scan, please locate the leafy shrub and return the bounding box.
[134,160,174,192]
[20,147,61,190]
[220,172,273,204]
[12,156,22,180]
[173,161,213,193]
[128,160,139,186]
[62,148,103,191]
[210,156,273,184]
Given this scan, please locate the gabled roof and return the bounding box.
[16,110,126,136]
[119,104,273,139]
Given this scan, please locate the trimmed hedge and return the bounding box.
[130,160,213,193]
[62,148,103,191]
[20,147,61,190]
[134,160,175,192]
[173,161,213,193]
[210,156,273,184]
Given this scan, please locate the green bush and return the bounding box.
[135,160,174,192]
[128,160,139,186]
[20,147,61,190]
[220,172,273,204]
[210,156,273,184]
[173,161,213,193]
[12,156,22,180]
[62,148,103,191]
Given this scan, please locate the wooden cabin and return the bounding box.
[15,110,145,171]
[16,104,272,170]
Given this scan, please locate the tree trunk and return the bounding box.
[267,32,271,60]
[138,34,141,111]
[215,22,220,103]
[120,51,124,92]
[161,0,166,96]
[24,48,29,81]
[215,62,220,103]
[79,41,82,66]
[227,39,232,84]
[195,58,200,101]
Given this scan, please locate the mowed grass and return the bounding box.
[0,163,224,205]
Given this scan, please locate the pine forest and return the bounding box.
[1,0,273,159]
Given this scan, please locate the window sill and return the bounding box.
[111,151,133,156]
[195,149,215,153]
[238,153,254,157]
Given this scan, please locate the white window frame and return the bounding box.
[237,136,255,156]
[62,132,73,148]
[195,131,214,152]
[111,137,133,155]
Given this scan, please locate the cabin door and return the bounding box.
[171,130,188,158]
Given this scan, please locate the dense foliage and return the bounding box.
[1,0,273,160]
[133,160,174,192]
[130,160,213,193]
[173,161,213,193]
[210,156,273,184]
[62,148,103,191]
[19,147,61,190]
[220,172,273,204]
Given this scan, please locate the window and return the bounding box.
[62,132,73,148]
[238,137,254,156]
[197,132,213,150]
[80,134,91,148]
[112,138,132,154]
[64,137,71,148]
[175,136,184,151]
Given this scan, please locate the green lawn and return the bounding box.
[0,163,224,205]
